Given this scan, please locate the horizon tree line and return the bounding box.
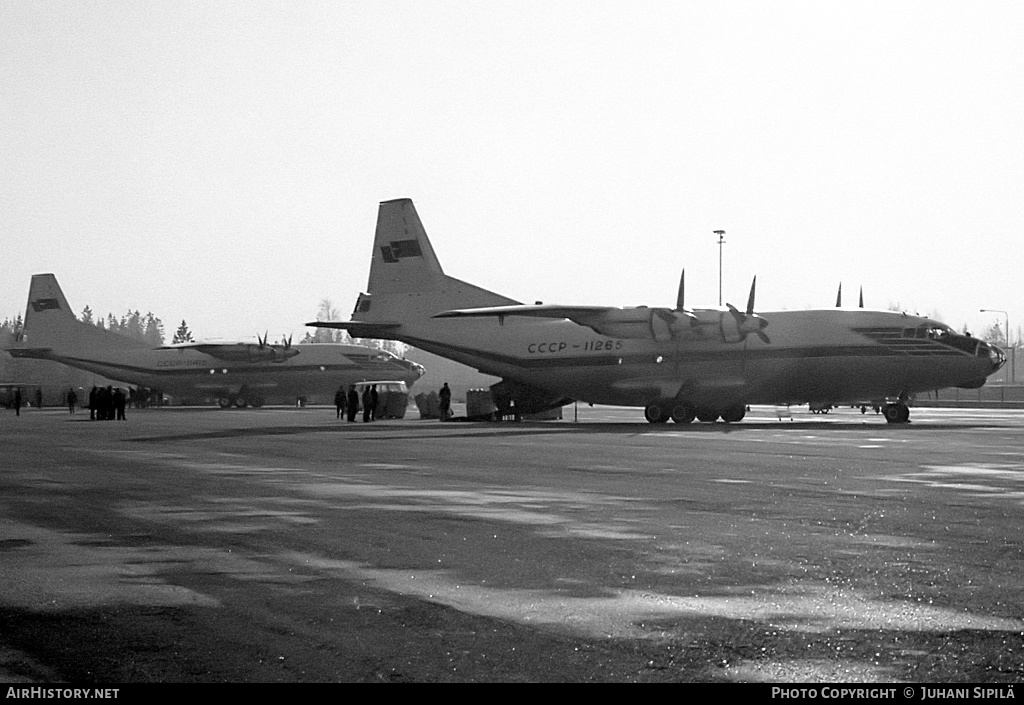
[2,297,406,356]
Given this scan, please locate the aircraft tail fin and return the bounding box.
[367,199,446,295]
[18,274,148,353]
[354,199,517,325]
[24,273,74,332]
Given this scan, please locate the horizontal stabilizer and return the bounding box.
[6,347,53,359]
[306,320,402,339]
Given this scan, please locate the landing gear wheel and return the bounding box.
[696,408,720,423]
[883,403,910,424]
[721,404,747,423]
[644,403,668,423]
[217,397,232,409]
[250,395,264,408]
[233,396,248,408]
[670,404,696,424]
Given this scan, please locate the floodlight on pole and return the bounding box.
[980,308,1013,383]
[714,230,726,306]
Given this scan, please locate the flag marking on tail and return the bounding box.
[380,239,423,263]
[31,299,62,312]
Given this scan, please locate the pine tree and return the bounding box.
[144,313,165,345]
[172,320,194,344]
[122,310,144,340]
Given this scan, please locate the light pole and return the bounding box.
[980,309,1013,383]
[714,230,725,306]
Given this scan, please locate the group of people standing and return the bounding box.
[86,386,128,420]
[335,384,379,423]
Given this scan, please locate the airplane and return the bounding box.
[308,198,1006,425]
[6,273,425,408]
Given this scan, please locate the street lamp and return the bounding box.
[714,230,726,306]
[980,309,1013,383]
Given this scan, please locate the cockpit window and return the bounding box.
[925,325,950,340]
[903,325,949,339]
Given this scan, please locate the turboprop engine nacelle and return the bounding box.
[689,307,770,345]
[575,307,695,342]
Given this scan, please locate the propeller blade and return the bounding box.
[859,287,864,308]
[726,303,745,325]
[675,269,685,310]
[286,334,293,349]
[723,276,771,344]
[836,282,842,308]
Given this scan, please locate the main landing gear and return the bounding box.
[644,402,696,424]
[644,402,746,424]
[645,400,911,423]
[216,393,264,409]
[882,402,911,424]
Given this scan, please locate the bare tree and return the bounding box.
[307,298,352,344]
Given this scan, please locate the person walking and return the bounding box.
[13,388,22,417]
[67,388,78,414]
[369,384,379,421]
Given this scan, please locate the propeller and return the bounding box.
[726,276,770,344]
[258,331,269,349]
[837,283,865,308]
[284,334,293,350]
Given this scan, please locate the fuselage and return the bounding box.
[390,308,1003,409]
[9,342,424,402]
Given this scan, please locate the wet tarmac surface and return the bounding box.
[2,404,1023,682]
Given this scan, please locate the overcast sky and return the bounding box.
[3,0,1022,343]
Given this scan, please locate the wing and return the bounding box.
[434,304,620,320]
[434,276,772,345]
[434,304,699,341]
[159,341,299,363]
